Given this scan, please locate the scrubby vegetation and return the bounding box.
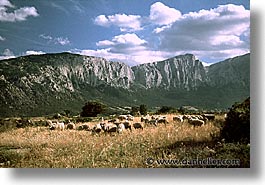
[220,97,250,143]
[80,100,106,117]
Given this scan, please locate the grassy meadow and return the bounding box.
[0,115,250,168]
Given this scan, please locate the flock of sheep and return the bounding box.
[47,113,215,135]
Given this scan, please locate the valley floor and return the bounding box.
[0,115,250,168]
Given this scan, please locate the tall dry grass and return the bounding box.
[0,116,221,168]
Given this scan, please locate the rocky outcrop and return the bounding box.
[132,54,207,90]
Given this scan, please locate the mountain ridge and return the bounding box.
[0,52,250,117]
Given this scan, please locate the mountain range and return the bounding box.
[0,52,250,117]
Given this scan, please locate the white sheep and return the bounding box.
[117,123,125,134]
[50,121,65,131]
[46,120,53,127]
[173,115,183,122]
[101,123,117,135]
[127,114,134,121]
[188,118,204,127]
[92,123,102,134]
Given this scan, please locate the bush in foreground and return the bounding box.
[220,97,250,143]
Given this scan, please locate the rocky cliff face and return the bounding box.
[132,54,207,90]
[0,52,250,117]
[0,52,134,96]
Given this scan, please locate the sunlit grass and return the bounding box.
[0,115,249,168]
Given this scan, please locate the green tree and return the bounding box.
[220,97,250,143]
[130,106,139,116]
[139,104,147,115]
[157,106,174,114]
[80,100,106,117]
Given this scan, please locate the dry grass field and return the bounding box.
[0,115,250,168]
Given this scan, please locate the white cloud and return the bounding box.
[39,34,71,46]
[0,48,15,60]
[150,2,181,26]
[94,13,142,32]
[96,33,147,55]
[110,33,146,46]
[0,0,39,22]
[72,48,171,66]
[25,50,46,55]
[210,35,243,47]
[72,33,171,65]
[94,15,109,26]
[201,61,214,67]
[0,35,5,41]
[0,0,13,7]
[3,48,13,56]
[96,40,115,47]
[96,33,146,47]
[54,37,70,46]
[156,4,250,61]
[39,34,52,40]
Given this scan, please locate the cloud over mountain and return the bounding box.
[156,4,250,61]
[94,13,142,32]
[89,2,250,64]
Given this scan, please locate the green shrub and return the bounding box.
[130,106,139,116]
[157,106,175,114]
[139,104,147,115]
[220,97,250,143]
[80,100,106,117]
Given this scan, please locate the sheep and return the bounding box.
[82,124,91,131]
[118,115,127,121]
[46,120,53,127]
[173,115,183,122]
[148,119,158,126]
[122,121,132,131]
[133,122,144,130]
[157,117,168,124]
[188,118,204,127]
[141,117,150,123]
[108,118,119,123]
[92,123,102,134]
[117,123,125,134]
[101,123,112,131]
[50,121,65,131]
[127,114,134,121]
[105,124,117,133]
[203,114,215,121]
[100,123,117,135]
[77,124,91,131]
[66,122,75,130]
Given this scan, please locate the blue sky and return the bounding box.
[0,0,250,66]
